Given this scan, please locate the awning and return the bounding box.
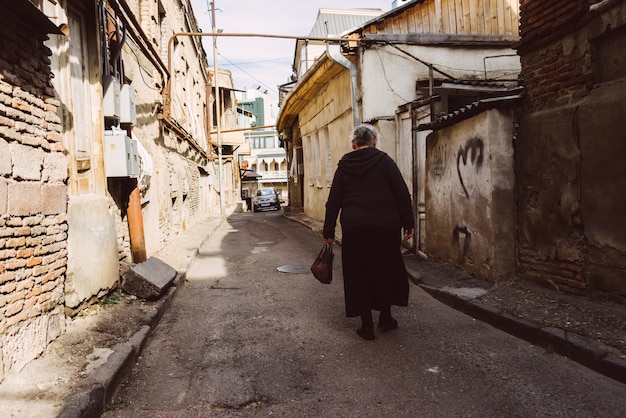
[241,169,262,180]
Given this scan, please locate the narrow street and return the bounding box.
[103,212,626,417]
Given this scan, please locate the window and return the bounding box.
[321,127,332,186]
[314,131,322,188]
[305,135,313,186]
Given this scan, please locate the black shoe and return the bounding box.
[357,327,375,340]
[378,318,398,332]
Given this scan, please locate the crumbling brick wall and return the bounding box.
[516,0,626,297]
[0,16,67,379]
[517,0,595,111]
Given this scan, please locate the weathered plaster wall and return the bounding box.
[300,71,354,223]
[66,196,118,309]
[516,0,626,297]
[579,79,626,295]
[426,108,516,281]
[517,78,626,297]
[360,45,520,121]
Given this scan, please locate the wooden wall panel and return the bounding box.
[462,0,471,33]
[468,0,478,34]
[455,0,464,33]
[428,0,437,33]
[414,6,423,33]
[422,3,432,33]
[357,0,519,37]
[438,1,452,33]
[434,0,443,33]
[489,0,498,35]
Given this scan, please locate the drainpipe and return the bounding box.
[326,43,359,127]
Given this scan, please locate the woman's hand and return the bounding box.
[403,228,414,241]
[323,237,335,245]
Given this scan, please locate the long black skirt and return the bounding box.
[341,225,409,317]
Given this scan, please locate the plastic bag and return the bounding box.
[311,243,333,284]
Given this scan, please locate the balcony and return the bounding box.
[257,170,288,182]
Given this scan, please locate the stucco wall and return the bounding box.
[426,108,516,281]
[300,71,354,223]
[66,196,119,309]
[360,44,520,121]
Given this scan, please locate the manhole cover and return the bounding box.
[276,265,310,274]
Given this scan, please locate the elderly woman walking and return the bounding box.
[322,124,415,340]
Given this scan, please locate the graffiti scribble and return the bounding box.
[456,137,484,198]
[452,225,471,265]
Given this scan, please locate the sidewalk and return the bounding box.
[283,210,626,385]
[0,214,228,418]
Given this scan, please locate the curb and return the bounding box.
[59,278,183,418]
[57,216,226,417]
[286,212,626,385]
[415,281,626,385]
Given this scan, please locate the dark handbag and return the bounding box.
[311,243,334,284]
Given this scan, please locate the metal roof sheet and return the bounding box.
[308,8,384,37]
[417,94,522,131]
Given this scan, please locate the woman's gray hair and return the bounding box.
[351,124,378,147]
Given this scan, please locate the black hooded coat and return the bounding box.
[323,147,414,317]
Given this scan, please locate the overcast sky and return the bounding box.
[189,0,393,106]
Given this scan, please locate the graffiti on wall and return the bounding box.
[452,225,472,265]
[430,142,452,206]
[431,142,449,180]
[456,137,484,199]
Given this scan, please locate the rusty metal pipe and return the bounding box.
[127,181,146,263]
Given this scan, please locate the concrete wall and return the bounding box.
[66,196,118,309]
[426,108,516,281]
[516,0,626,297]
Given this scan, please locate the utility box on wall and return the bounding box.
[103,75,121,119]
[104,129,140,177]
[120,84,137,125]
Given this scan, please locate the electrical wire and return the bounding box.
[217,52,281,95]
[126,40,162,91]
[374,49,413,103]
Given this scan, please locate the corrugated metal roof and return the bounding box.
[308,8,384,37]
[417,94,522,131]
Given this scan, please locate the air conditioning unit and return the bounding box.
[104,129,139,177]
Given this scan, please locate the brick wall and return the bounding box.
[516,0,626,297]
[517,0,595,111]
[0,17,67,378]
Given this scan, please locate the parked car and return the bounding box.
[253,187,282,212]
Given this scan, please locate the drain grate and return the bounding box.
[276,265,310,274]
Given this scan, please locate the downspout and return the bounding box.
[326,43,359,127]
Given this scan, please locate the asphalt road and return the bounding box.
[102,211,626,417]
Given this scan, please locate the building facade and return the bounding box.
[0,0,231,380]
[277,1,520,271]
[238,90,287,204]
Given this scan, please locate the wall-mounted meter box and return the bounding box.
[104,129,140,177]
[120,84,137,125]
[103,75,121,119]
